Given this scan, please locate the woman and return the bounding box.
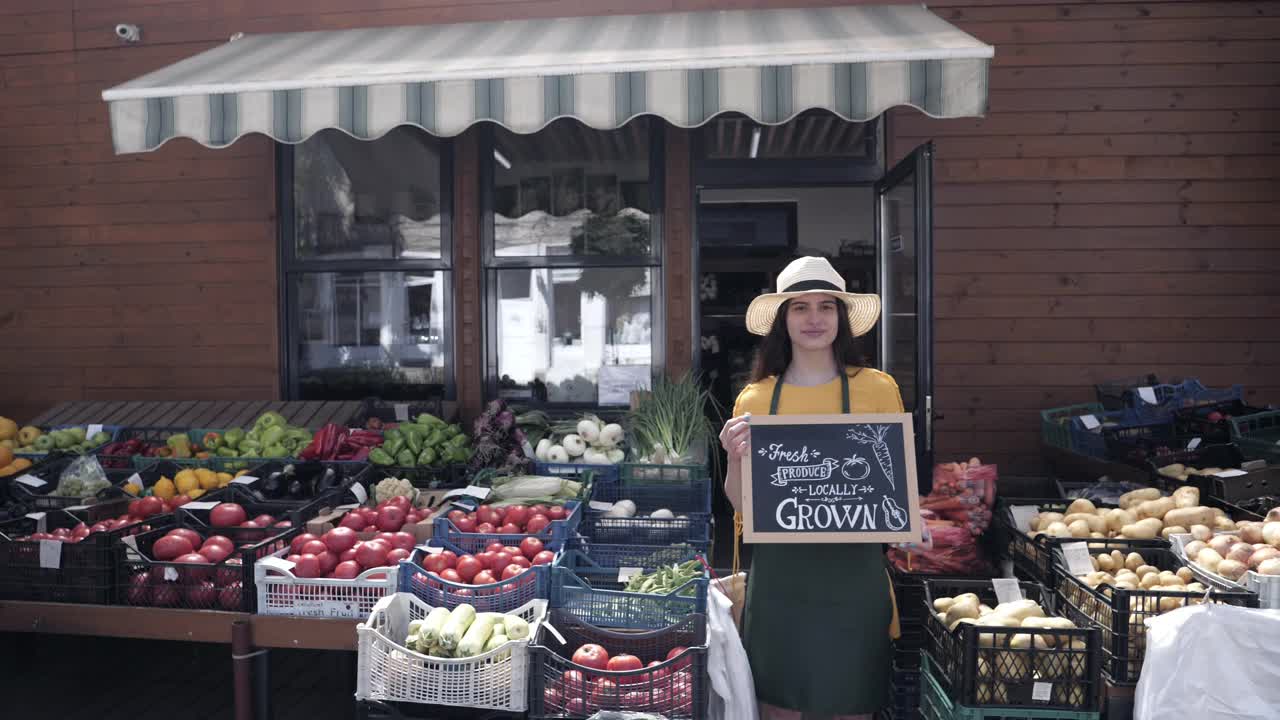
[720,256,902,720]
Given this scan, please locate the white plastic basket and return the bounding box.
[1244,571,1280,609]
[1169,533,1250,591]
[254,556,396,618]
[356,592,546,711]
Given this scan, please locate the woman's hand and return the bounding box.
[719,414,752,459]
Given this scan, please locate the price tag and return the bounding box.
[1062,542,1094,576]
[542,621,567,645]
[124,473,142,488]
[292,598,358,618]
[163,567,180,582]
[87,424,104,439]
[122,535,142,559]
[350,482,368,504]
[1137,387,1158,405]
[521,439,535,459]
[1214,469,1247,478]
[617,567,643,583]
[25,512,47,533]
[394,404,410,422]
[260,556,296,573]
[461,486,490,501]
[15,475,46,488]
[1009,505,1040,533]
[1079,414,1100,430]
[992,578,1024,605]
[39,539,62,569]
[1187,437,1202,451]
[1032,681,1053,703]
[232,475,259,486]
[183,501,221,511]
[589,501,615,512]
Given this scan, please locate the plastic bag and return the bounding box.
[52,454,111,498]
[923,459,997,536]
[1135,603,1280,720]
[1063,478,1149,506]
[706,585,758,720]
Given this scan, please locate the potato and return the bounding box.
[1136,497,1176,521]
[1187,582,1206,593]
[1249,546,1280,570]
[1183,540,1207,559]
[1105,509,1137,534]
[1045,521,1072,538]
[1125,552,1146,571]
[1217,559,1247,582]
[1121,518,1163,539]
[1135,564,1159,578]
[1190,525,1213,542]
[1068,520,1092,538]
[1115,579,1138,590]
[1032,513,1064,532]
[1164,507,1215,530]
[1139,573,1162,589]
[980,604,995,616]
[950,616,979,631]
[1020,616,1076,647]
[945,596,981,626]
[1158,596,1185,612]
[1267,508,1280,523]
[993,600,1046,623]
[1214,515,1238,532]
[1196,548,1224,573]
[1095,553,1116,572]
[1265,522,1280,547]
[1162,526,1188,539]
[1176,567,1195,583]
[1209,535,1237,556]
[1064,513,1107,534]
[1258,558,1280,576]
[1066,498,1098,516]
[1227,543,1254,565]
[1090,533,1106,540]
[934,597,955,612]
[1161,574,1186,587]
[1120,488,1162,510]
[1111,550,1125,565]
[1157,463,1185,479]
[1172,485,1200,509]
[1238,522,1264,545]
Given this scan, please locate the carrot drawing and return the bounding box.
[848,424,895,490]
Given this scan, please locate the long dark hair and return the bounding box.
[750,298,867,383]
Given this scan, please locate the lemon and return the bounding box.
[174,469,200,495]
[195,468,218,490]
[122,482,142,496]
[153,476,176,500]
[188,488,206,500]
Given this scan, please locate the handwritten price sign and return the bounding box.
[741,413,922,544]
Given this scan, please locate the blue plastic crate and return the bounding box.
[397,542,556,612]
[578,510,713,547]
[551,549,707,630]
[589,463,713,514]
[534,461,619,484]
[567,535,709,570]
[1068,408,1170,459]
[1130,379,1244,418]
[1040,403,1104,452]
[431,500,582,553]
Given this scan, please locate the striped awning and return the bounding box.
[102,5,993,154]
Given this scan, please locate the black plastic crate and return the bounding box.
[1094,375,1163,411]
[94,426,201,470]
[528,606,708,719]
[889,662,922,720]
[1051,542,1256,685]
[587,463,713,515]
[1173,401,1271,445]
[356,699,522,720]
[1146,443,1244,491]
[210,463,358,527]
[0,507,174,604]
[894,624,926,670]
[5,455,115,513]
[117,511,299,610]
[923,579,1103,713]
[1100,420,1177,466]
[1209,494,1280,522]
[891,562,997,627]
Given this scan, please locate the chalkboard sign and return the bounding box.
[741,413,922,543]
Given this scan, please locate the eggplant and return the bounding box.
[261,470,284,499]
[314,468,338,495]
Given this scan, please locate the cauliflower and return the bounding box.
[374,477,414,503]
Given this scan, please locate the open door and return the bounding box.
[876,142,935,484]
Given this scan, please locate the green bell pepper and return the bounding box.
[370,448,395,466]
[383,436,405,457]
[396,449,416,467]
[261,425,286,447]
[417,447,437,466]
[254,411,287,431]
[223,427,245,449]
[415,413,443,427]
[403,427,424,454]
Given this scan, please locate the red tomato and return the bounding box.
[385,495,411,510]
[386,548,410,564]
[519,537,544,559]
[490,551,514,572]
[375,505,407,532]
[422,554,446,574]
[127,499,142,517]
[447,510,466,524]
[387,532,415,552]
[472,569,497,586]
[90,522,110,534]
[137,496,164,518]
[301,540,328,556]
[500,564,525,580]
[239,521,260,528]
[152,535,194,561]
[375,532,398,547]
[646,660,670,681]
[476,506,501,526]
[497,523,520,535]
[529,504,550,517]
[665,646,691,671]
[532,550,555,566]
[440,568,463,583]
[503,505,529,527]
[199,543,232,564]
[440,550,457,568]
[547,506,568,521]
[340,546,359,564]
[455,556,483,583]
[176,553,212,583]
[286,554,303,565]
[572,644,610,671]
[294,553,322,578]
[274,521,291,528]
[210,503,248,528]
[315,550,339,575]
[170,528,204,547]
[252,514,275,527]
[475,522,496,535]
[184,580,217,609]
[509,556,531,569]
[590,679,620,708]
[202,534,233,550]
[51,528,71,538]
[332,561,361,579]
[485,541,506,554]
[607,653,644,675]
[216,558,243,587]
[454,517,477,533]
[151,582,180,607]
[358,507,380,525]
[289,533,320,555]
[404,512,423,525]
[561,669,588,692]
[338,512,367,531]
[218,582,242,610]
[543,686,564,711]
[355,539,391,569]
[322,527,358,555]
[503,545,522,556]
[526,516,551,535]
[563,698,586,715]
[125,571,150,605]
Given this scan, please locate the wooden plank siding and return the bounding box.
[892,1,1280,471]
[1,0,1275,478]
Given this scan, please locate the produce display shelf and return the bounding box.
[920,654,1099,720]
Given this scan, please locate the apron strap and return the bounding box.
[769,367,853,415]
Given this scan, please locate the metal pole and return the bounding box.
[231,620,254,720]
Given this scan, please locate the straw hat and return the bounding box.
[745,256,881,337]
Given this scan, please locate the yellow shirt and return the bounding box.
[732,365,904,640]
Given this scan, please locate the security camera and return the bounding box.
[115,24,141,43]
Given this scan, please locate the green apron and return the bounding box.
[742,372,893,715]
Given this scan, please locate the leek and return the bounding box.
[629,372,719,466]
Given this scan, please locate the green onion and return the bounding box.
[628,372,721,468]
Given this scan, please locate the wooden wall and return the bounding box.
[2,0,1276,473]
[895,0,1280,471]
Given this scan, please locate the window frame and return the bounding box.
[277,133,456,401]
[479,120,666,409]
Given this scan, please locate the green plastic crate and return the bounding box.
[1040,403,1104,452]
[920,655,1100,720]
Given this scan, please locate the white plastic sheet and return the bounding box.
[707,580,758,720]
[1135,603,1280,720]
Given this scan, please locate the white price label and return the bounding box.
[15,475,47,488]
[1010,505,1040,533]
[617,567,643,582]
[259,556,296,573]
[589,501,616,512]
[124,473,142,488]
[87,424,104,439]
[39,539,62,569]
[183,501,221,511]
[25,512,47,533]
[1214,469,1247,478]
[1062,542,1094,577]
[1137,386,1158,405]
[163,567,180,582]
[350,482,368,504]
[231,475,259,486]
[521,439,535,459]
[442,486,490,501]
[1079,414,1100,430]
[1187,437,1202,450]
[1032,681,1053,702]
[122,535,142,559]
[992,578,1024,605]
[394,404,410,422]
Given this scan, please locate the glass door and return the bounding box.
[876,143,935,477]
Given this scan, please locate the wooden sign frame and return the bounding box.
[740,413,923,544]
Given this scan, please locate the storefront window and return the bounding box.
[285,128,451,400]
[485,119,660,406]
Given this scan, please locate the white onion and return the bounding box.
[1248,547,1280,570]
[1257,558,1280,576]
[1217,559,1247,582]
[1263,522,1280,548]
